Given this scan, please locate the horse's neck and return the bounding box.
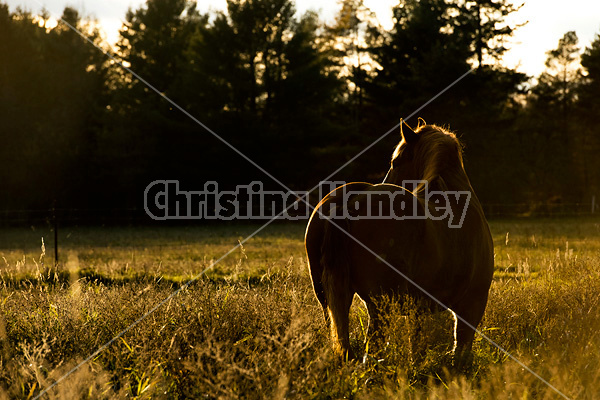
[440,169,472,192]
[441,169,487,218]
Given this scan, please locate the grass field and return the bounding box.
[1,218,599,399]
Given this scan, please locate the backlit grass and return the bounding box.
[1,218,599,399]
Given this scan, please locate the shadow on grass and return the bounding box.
[0,267,293,291]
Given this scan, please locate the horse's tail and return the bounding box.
[321,214,354,359]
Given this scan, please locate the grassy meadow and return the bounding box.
[1,218,600,399]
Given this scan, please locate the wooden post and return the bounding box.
[53,206,59,267]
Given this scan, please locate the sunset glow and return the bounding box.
[5,0,600,76]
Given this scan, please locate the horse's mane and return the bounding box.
[393,124,466,191]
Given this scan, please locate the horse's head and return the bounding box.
[383,119,464,193]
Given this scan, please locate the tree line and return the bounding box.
[0,0,599,219]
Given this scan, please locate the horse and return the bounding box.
[304,120,494,363]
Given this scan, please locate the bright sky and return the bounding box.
[5,0,600,77]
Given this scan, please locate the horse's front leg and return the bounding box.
[451,290,489,370]
[453,313,475,369]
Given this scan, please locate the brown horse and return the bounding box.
[304,120,494,362]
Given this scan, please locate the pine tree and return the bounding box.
[452,0,521,68]
[105,0,202,204]
[326,0,379,127]
[575,33,600,199]
[522,31,583,202]
[579,33,600,118]
[0,6,106,210]
[530,31,581,146]
[185,0,343,186]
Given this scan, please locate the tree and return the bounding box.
[575,33,600,199]
[519,31,583,202]
[0,6,107,211]
[579,33,600,117]
[185,0,344,186]
[104,0,202,206]
[533,31,581,130]
[116,0,199,96]
[452,0,522,68]
[325,0,379,128]
[367,0,464,120]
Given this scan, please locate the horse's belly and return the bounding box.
[348,230,468,308]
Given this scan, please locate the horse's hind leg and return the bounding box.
[308,260,330,327]
[305,221,330,328]
[325,289,355,360]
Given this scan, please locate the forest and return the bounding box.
[1,0,599,220]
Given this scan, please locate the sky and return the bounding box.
[4,0,600,77]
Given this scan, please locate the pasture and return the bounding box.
[1,218,599,399]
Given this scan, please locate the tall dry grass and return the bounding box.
[0,220,599,399]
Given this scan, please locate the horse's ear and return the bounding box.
[401,119,418,143]
[417,117,426,129]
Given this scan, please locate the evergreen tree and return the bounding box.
[575,33,600,199]
[452,0,522,68]
[185,0,343,186]
[0,6,106,211]
[326,0,379,129]
[520,31,583,202]
[104,0,202,205]
[368,0,467,120]
[578,33,600,117]
[533,31,581,130]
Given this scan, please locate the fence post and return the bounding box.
[53,205,59,267]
